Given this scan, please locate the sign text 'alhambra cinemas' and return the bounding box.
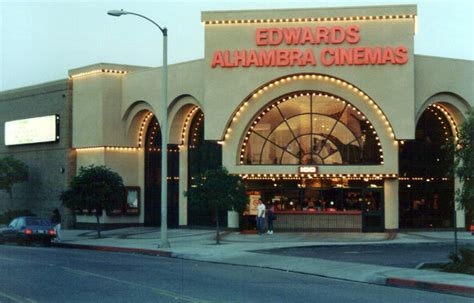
[211,25,408,68]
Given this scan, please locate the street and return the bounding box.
[259,241,474,268]
[0,244,471,303]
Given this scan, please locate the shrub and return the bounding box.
[442,247,474,275]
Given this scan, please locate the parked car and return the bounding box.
[0,216,56,245]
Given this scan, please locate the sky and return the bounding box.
[0,0,473,91]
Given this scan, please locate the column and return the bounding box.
[384,178,399,231]
[179,145,188,226]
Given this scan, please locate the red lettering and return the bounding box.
[337,48,353,65]
[282,28,302,45]
[247,49,259,66]
[300,27,313,45]
[258,49,275,66]
[268,28,283,46]
[330,26,345,44]
[211,51,224,68]
[320,48,335,66]
[395,46,408,64]
[346,25,360,44]
[223,51,233,67]
[276,49,290,66]
[383,47,396,64]
[233,50,247,67]
[256,28,268,46]
[364,47,383,64]
[289,49,303,66]
[316,27,330,44]
[353,47,366,65]
[302,49,317,66]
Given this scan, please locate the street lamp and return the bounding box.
[108,9,170,248]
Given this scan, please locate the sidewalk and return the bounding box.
[55,228,474,297]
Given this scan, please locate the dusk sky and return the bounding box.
[1,0,473,91]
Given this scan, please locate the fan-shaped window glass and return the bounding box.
[241,92,382,165]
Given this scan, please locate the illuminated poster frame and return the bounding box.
[4,115,60,146]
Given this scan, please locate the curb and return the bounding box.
[386,277,474,298]
[53,243,172,257]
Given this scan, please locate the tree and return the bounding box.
[0,156,28,197]
[186,167,247,244]
[453,110,474,212]
[60,165,124,238]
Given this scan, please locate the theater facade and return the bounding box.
[1,5,473,231]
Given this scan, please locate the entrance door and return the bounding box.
[144,187,160,226]
[362,189,384,232]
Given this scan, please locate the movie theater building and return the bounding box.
[1,5,472,231]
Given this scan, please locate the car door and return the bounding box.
[3,219,19,241]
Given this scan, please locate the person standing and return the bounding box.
[51,208,61,242]
[256,200,266,235]
[267,202,276,234]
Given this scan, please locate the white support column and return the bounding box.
[384,178,399,231]
[179,145,188,226]
[454,177,466,229]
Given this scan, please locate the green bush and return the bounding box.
[442,247,474,275]
[0,209,36,225]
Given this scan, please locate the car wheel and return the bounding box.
[43,238,52,247]
[16,236,24,246]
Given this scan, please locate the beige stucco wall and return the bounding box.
[203,5,417,141]
[121,59,204,138]
[75,149,144,224]
[415,55,473,120]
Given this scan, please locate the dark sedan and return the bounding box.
[0,216,56,245]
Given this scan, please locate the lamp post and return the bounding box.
[108,9,170,248]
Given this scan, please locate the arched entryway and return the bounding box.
[144,115,180,227]
[186,109,223,226]
[399,104,456,229]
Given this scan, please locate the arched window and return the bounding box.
[241,91,382,165]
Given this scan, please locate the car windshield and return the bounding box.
[25,218,50,226]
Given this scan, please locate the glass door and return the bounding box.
[361,189,384,232]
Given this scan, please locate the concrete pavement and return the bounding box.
[54,228,474,298]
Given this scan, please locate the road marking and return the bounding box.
[61,267,211,303]
[0,290,37,303]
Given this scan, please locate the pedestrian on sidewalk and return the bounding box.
[51,208,61,242]
[267,202,276,234]
[256,199,266,235]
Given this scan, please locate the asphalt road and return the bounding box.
[259,241,474,268]
[0,244,472,303]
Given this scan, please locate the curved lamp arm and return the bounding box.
[107,9,167,36]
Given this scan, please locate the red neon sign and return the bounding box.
[210,25,408,68]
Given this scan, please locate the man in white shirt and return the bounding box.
[256,200,266,235]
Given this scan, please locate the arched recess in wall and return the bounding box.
[399,92,469,229]
[123,99,180,228]
[222,73,398,177]
[172,101,223,227]
[123,100,156,147]
[168,95,203,145]
[240,91,382,166]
